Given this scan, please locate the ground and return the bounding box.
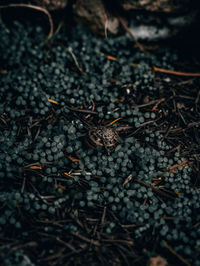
[0,13,200,266]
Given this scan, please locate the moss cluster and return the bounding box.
[0,21,199,265]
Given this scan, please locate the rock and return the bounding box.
[34,0,68,11]
[71,0,199,41]
[121,0,192,13]
[147,255,168,266]
[128,10,198,41]
[72,0,119,35]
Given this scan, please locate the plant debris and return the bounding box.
[0,18,200,266]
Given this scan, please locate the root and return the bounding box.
[0,3,54,41]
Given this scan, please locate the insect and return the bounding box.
[88,126,119,148]
[79,117,133,152]
[70,106,133,152]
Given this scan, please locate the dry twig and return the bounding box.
[118,17,145,52]
[162,240,191,266]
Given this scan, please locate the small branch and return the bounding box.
[123,174,133,187]
[101,53,200,77]
[127,119,156,137]
[71,231,100,246]
[134,179,175,200]
[66,105,98,114]
[133,98,165,109]
[12,241,37,251]
[101,239,134,246]
[68,47,83,73]
[101,207,107,227]
[85,99,95,119]
[55,237,77,252]
[162,240,191,266]
[153,66,200,77]
[121,224,136,228]
[118,17,145,52]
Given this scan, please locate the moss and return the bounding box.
[0,19,199,265]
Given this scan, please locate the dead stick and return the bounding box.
[102,239,134,246]
[134,179,175,200]
[118,17,145,52]
[101,206,107,226]
[101,53,200,77]
[71,232,100,246]
[66,105,98,114]
[56,237,77,252]
[162,240,191,266]
[68,47,83,73]
[153,66,200,77]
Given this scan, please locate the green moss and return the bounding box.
[0,19,199,266]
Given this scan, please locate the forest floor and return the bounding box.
[0,10,200,266]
